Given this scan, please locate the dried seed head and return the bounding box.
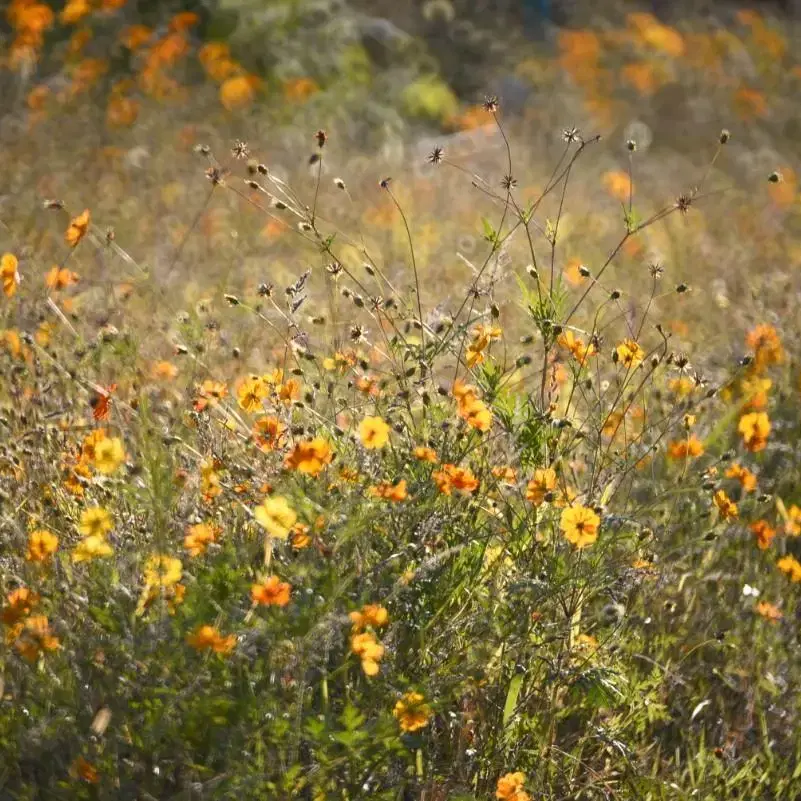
[231,140,250,160]
[334,177,346,190]
[578,265,591,278]
[768,171,782,183]
[675,283,689,294]
[379,177,392,189]
[610,288,622,300]
[428,146,444,164]
[719,129,730,144]
[626,139,637,152]
[483,95,499,113]
[315,129,327,148]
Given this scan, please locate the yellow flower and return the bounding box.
[393,691,432,732]
[369,479,408,502]
[255,496,297,539]
[72,535,113,563]
[746,324,783,370]
[26,529,59,563]
[560,505,600,549]
[614,339,645,369]
[236,374,269,413]
[78,507,113,538]
[1,253,20,298]
[65,209,90,248]
[359,416,391,449]
[143,554,182,587]
[14,615,60,662]
[713,489,738,521]
[432,464,479,495]
[738,412,770,452]
[458,396,492,432]
[92,436,125,474]
[777,554,801,582]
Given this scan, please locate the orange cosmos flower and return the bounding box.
[738,412,770,452]
[725,463,757,492]
[459,396,492,432]
[184,522,219,556]
[14,615,60,661]
[746,324,783,370]
[349,604,389,631]
[351,631,385,676]
[560,505,600,549]
[557,330,596,364]
[393,691,432,732]
[2,587,40,625]
[750,520,776,550]
[1,253,20,298]
[369,479,408,502]
[755,601,782,623]
[413,446,438,463]
[667,435,704,460]
[251,575,292,607]
[187,624,236,654]
[45,266,79,290]
[26,529,59,563]
[65,209,90,247]
[526,468,557,505]
[285,437,333,476]
[432,464,479,495]
[496,771,530,800]
[220,74,261,110]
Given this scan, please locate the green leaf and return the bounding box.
[503,672,524,727]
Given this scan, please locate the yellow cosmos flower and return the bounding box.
[254,496,297,539]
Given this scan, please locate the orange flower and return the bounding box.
[734,86,768,120]
[251,575,292,607]
[413,446,438,463]
[184,522,219,556]
[725,463,757,493]
[432,464,479,495]
[285,437,333,476]
[283,76,320,102]
[2,587,40,625]
[492,466,517,483]
[351,631,385,676]
[45,266,78,290]
[458,396,492,432]
[713,489,738,521]
[194,379,227,411]
[496,771,530,800]
[750,520,776,550]
[349,604,389,631]
[237,375,269,413]
[557,330,596,364]
[1,253,20,298]
[777,554,801,582]
[668,436,704,460]
[253,415,286,451]
[369,479,408,502]
[220,74,261,110]
[60,0,92,24]
[65,209,90,247]
[120,24,152,50]
[26,529,59,563]
[72,756,99,784]
[106,95,140,127]
[746,324,783,370]
[560,505,600,549]
[151,360,178,380]
[603,171,632,203]
[393,691,432,732]
[359,416,390,449]
[187,624,236,654]
[526,468,557,505]
[755,601,782,623]
[14,615,60,661]
[738,412,770,452]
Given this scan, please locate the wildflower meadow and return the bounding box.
[1,1,801,799]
